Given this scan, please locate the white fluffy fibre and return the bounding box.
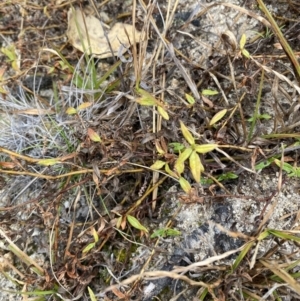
[0,86,77,158]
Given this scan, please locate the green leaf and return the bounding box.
[88,287,97,301]
[151,228,181,238]
[185,93,195,105]
[169,142,185,152]
[87,128,101,142]
[82,242,96,253]
[255,158,274,171]
[37,158,60,166]
[165,163,179,178]
[201,89,219,96]
[194,144,217,154]
[217,172,238,181]
[209,109,227,126]
[127,215,148,233]
[1,45,19,71]
[274,159,295,174]
[248,113,271,122]
[92,227,99,243]
[150,160,166,170]
[268,229,300,242]
[165,228,181,237]
[257,229,270,240]
[180,121,195,145]
[66,107,77,115]
[157,106,169,120]
[174,160,185,175]
[136,96,156,106]
[174,148,193,175]
[232,241,254,272]
[151,228,166,238]
[135,87,158,106]
[189,150,203,182]
[242,48,250,58]
[179,177,192,194]
[177,147,193,163]
[77,102,92,110]
[239,33,247,49]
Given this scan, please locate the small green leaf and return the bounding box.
[136,96,156,106]
[209,109,227,126]
[248,114,271,122]
[77,102,92,110]
[201,89,219,96]
[177,147,193,163]
[174,148,193,175]
[88,287,97,301]
[274,159,295,174]
[217,172,238,181]
[157,106,169,120]
[255,159,274,171]
[87,128,101,142]
[239,33,247,49]
[194,144,217,154]
[180,121,195,145]
[82,242,96,253]
[174,160,185,175]
[151,228,166,238]
[151,228,181,238]
[257,229,270,241]
[127,215,148,233]
[136,87,158,106]
[150,160,166,170]
[1,45,19,71]
[179,177,192,194]
[242,48,250,58]
[38,158,60,166]
[1,45,16,61]
[189,150,203,182]
[185,93,195,105]
[165,163,179,178]
[66,107,77,115]
[92,227,99,243]
[169,142,185,152]
[232,241,254,272]
[165,228,181,237]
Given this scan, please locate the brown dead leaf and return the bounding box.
[67,8,145,58]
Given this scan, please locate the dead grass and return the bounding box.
[0,0,300,300]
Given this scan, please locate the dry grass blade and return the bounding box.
[256,0,300,83]
[0,228,44,276]
[2,1,300,299]
[102,245,244,294]
[138,0,201,101]
[252,57,300,95]
[260,259,300,295]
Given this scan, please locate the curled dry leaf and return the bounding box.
[67,8,145,58]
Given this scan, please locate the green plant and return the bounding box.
[274,158,300,177]
[151,228,181,238]
[248,113,271,122]
[151,120,218,193]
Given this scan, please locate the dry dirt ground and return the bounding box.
[1,0,300,300]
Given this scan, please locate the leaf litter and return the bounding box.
[67,7,146,59]
[0,0,300,300]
